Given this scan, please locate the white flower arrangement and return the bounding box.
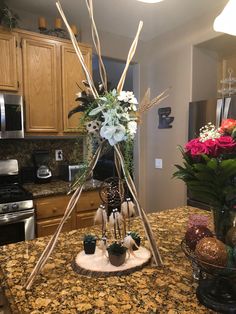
[199,122,221,142]
[85,89,139,146]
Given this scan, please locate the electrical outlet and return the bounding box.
[155,158,163,169]
[55,150,63,161]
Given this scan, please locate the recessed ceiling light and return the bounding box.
[213,0,236,36]
[137,0,164,3]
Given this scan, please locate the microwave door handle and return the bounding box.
[0,94,5,133]
[0,211,34,225]
[223,97,231,120]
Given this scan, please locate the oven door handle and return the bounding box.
[0,94,5,133]
[0,211,34,225]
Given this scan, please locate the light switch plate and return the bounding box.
[155,158,163,169]
[55,150,63,161]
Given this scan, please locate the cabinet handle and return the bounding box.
[52,208,57,213]
[90,201,94,206]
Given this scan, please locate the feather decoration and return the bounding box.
[109,210,117,239]
[121,199,135,218]
[94,206,103,224]
[94,205,107,236]
[116,212,124,238]
[102,209,107,228]
[123,235,138,255]
[98,236,107,255]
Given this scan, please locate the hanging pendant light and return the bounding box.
[213,0,236,36]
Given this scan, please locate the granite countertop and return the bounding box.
[23,179,102,198]
[0,206,215,313]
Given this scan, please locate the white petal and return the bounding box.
[100,125,115,139]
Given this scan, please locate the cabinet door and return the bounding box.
[37,216,74,237]
[76,190,100,228]
[22,37,60,133]
[77,190,101,211]
[35,195,71,219]
[61,43,92,133]
[0,32,18,91]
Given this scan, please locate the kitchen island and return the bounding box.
[0,206,215,313]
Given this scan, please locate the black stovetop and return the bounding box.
[0,174,33,203]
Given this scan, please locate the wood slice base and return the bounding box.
[72,246,151,277]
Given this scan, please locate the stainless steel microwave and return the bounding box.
[0,93,24,139]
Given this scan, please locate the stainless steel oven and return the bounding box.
[0,207,35,245]
[0,160,35,245]
[0,93,24,139]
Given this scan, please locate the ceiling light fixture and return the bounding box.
[137,0,164,3]
[213,0,236,36]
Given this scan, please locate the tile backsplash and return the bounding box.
[0,137,85,178]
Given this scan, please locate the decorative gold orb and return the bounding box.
[195,237,227,267]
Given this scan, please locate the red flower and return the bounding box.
[220,119,236,134]
[204,139,219,157]
[216,135,236,153]
[185,138,209,156]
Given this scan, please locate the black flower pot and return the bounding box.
[132,237,141,251]
[83,240,96,254]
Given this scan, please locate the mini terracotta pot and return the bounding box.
[108,251,126,267]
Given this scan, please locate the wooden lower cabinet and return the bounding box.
[76,210,97,228]
[35,190,100,237]
[37,216,74,237]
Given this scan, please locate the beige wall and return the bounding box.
[142,11,224,212]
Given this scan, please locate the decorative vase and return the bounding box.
[83,239,96,254]
[108,251,126,267]
[212,206,236,242]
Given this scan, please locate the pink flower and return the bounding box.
[216,136,236,153]
[185,138,209,156]
[204,139,219,157]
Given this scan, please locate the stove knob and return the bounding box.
[2,205,9,212]
[12,203,19,210]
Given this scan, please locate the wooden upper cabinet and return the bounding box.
[22,36,60,133]
[61,43,92,133]
[0,28,92,135]
[0,32,18,91]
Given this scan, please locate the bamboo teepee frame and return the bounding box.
[25,0,166,290]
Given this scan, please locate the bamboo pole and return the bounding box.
[25,144,103,290]
[86,0,107,91]
[117,21,143,93]
[114,144,163,266]
[56,1,98,99]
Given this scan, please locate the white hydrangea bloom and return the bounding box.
[127,121,137,137]
[100,124,126,146]
[118,91,129,102]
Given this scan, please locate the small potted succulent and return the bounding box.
[83,234,96,254]
[129,231,141,251]
[107,242,127,267]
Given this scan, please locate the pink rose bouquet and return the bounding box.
[173,119,236,241]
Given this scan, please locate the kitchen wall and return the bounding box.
[0,137,84,178]
[142,6,225,212]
